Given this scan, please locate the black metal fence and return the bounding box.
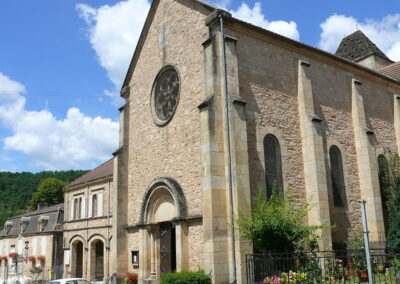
[246,249,400,283]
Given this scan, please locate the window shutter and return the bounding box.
[32,237,37,256]
[71,199,75,220]
[81,197,86,219]
[88,195,93,218]
[98,193,103,217]
[41,237,46,255]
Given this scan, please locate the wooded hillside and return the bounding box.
[0,170,87,225]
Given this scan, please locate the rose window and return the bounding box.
[151,66,180,126]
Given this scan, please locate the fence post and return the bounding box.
[359,200,373,284]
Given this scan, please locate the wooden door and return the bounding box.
[76,242,83,278]
[159,222,176,273]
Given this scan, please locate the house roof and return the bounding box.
[335,30,390,62]
[379,61,400,81]
[66,158,113,188]
[0,204,63,238]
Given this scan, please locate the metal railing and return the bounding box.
[246,248,400,283]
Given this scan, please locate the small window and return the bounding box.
[264,134,283,198]
[329,146,347,208]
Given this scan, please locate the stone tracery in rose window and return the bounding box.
[151,66,180,126]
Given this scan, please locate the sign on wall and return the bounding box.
[64,250,70,265]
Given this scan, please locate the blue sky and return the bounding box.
[0,0,399,172]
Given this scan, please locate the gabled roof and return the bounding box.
[121,0,399,92]
[0,204,63,237]
[121,0,216,89]
[66,159,113,188]
[379,62,400,81]
[335,30,390,62]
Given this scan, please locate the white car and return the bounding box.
[48,279,92,284]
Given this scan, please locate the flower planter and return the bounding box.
[358,270,369,282]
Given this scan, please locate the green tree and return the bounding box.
[0,170,87,225]
[380,152,400,248]
[29,178,67,211]
[235,190,323,253]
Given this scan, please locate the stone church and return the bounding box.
[109,0,400,282]
[2,0,400,283]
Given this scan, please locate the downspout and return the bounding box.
[219,14,237,284]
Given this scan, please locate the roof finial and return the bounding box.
[356,24,359,30]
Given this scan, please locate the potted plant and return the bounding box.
[30,267,43,280]
[36,255,45,262]
[122,272,138,284]
[8,252,18,259]
[28,256,36,262]
[263,275,280,284]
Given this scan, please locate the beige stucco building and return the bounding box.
[0,204,64,281]
[109,0,400,283]
[63,159,113,282]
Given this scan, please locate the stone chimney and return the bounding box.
[37,203,48,211]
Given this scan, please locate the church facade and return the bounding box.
[110,0,400,283]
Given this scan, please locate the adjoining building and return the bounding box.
[110,0,400,283]
[63,159,113,282]
[0,204,64,281]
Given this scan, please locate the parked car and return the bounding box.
[48,279,92,284]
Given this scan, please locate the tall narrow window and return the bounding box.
[329,146,347,207]
[74,198,79,220]
[378,154,389,236]
[264,134,283,198]
[92,194,98,217]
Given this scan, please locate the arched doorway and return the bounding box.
[139,178,187,279]
[90,240,105,281]
[71,240,84,278]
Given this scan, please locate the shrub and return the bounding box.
[235,190,324,252]
[160,270,212,284]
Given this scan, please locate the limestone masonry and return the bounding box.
[1,0,400,283]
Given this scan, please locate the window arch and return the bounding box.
[329,145,347,207]
[377,154,389,236]
[263,134,283,198]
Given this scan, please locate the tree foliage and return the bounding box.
[379,152,400,249]
[29,178,67,211]
[0,170,87,225]
[235,190,322,253]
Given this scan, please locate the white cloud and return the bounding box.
[319,14,400,61]
[77,0,150,104]
[230,2,299,41]
[0,72,118,170]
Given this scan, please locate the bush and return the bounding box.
[160,270,211,284]
[235,190,324,252]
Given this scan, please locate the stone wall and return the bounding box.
[225,21,399,246]
[125,0,209,225]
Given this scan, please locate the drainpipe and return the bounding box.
[219,14,237,284]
